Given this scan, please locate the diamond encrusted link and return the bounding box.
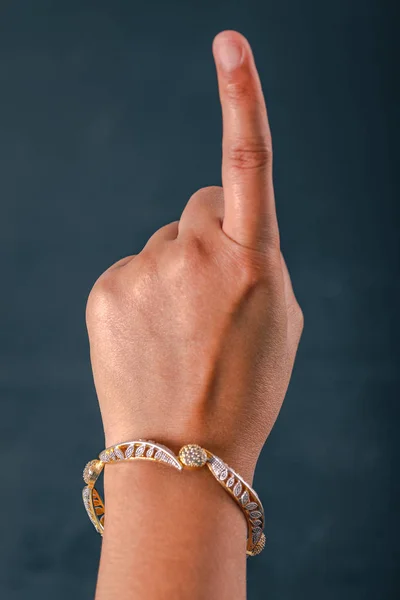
[125,444,135,459]
[99,440,182,470]
[209,455,228,479]
[146,446,155,458]
[233,482,243,497]
[245,502,258,511]
[219,468,229,481]
[227,476,235,488]
[240,491,250,505]
[252,527,263,545]
[204,452,266,557]
[83,461,95,484]
[82,487,99,530]
[250,532,266,556]
[114,446,125,460]
[135,444,146,457]
[156,450,176,467]
[154,449,164,461]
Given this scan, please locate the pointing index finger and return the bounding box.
[213,31,279,251]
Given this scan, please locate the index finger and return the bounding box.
[212,31,279,251]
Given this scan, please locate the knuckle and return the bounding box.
[135,249,158,273]
[86,271,120,324]
[86,255,160,326]
[237,253,278,291]
[183,186,225,225]
[129,254,160,303]
[228,244,282,287]
[228,138,272,172]
[192,185,222,198]
[239,263,264,291]
[178,236,208,269]
[166,235,209,282]
[185,186,224,216]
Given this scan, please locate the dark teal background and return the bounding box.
[0,1,398,599]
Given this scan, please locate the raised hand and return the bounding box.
[86,30,303,483]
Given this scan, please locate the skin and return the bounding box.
[86,30,303,600]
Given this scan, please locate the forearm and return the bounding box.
[95,460,249,600]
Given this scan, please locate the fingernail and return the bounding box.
[214,33,243,72]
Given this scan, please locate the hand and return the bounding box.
[86,30,303,482]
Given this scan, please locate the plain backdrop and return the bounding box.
[0,1,398,599]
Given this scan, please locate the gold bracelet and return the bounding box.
[82,440,266,556]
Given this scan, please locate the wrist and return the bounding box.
[92,441,261,599]
[103,458,248,529]
[104,461,247,568]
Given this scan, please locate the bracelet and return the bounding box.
[82,439,266,556]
